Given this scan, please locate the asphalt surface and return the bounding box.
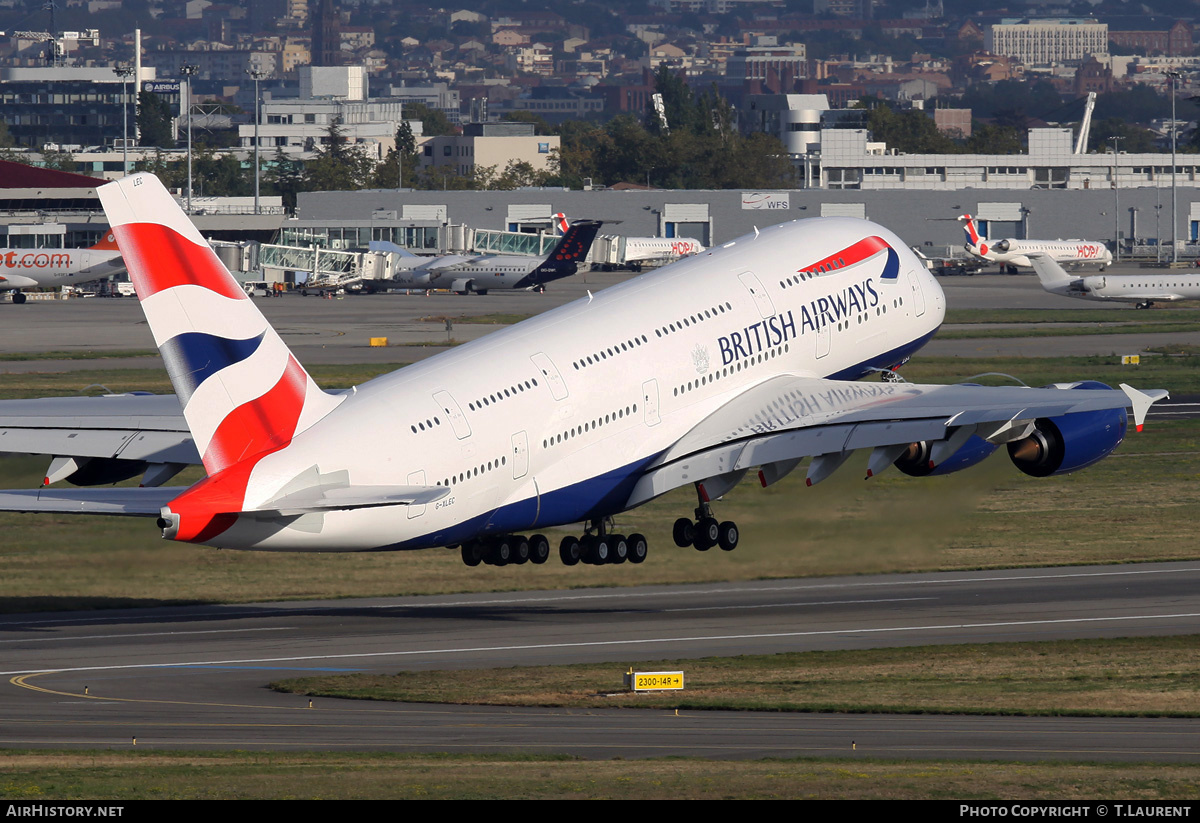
[3,263,1200,764]
[4,268,1200,376]
[3,562,1200,761]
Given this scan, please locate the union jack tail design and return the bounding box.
[97,174,342,479]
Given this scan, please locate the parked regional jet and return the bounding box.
[1030,252,1200,308]
[384,219,601,294]
[0,233,125,303]
[555,213,703,270]
[959,214,1112,273]
[0,174,1166,568]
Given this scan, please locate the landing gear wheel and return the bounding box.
[512,536,530,565]
[673,517,695,548]
[529,534,550,564]
[627,533,648,564]
[585,535,611,565]
[12,292,26,305]
[694,517,719,551]
[488,538,512,566]
[610,534,628,564]
[559,536,581,566]
[461,541,483,567]
[717,521,739,552]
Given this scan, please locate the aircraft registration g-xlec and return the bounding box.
[1,233,125,303]
[959,214,1112,273]
[371,218,601,294]
[1030,252,1200,309]
[0,174,1169,566]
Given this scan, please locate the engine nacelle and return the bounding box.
[1007,381,1128,477]
[894,435,999,477]
[65,457,148,486]
[994,239,1011,253]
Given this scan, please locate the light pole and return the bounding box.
[180,64,198,213]
[245,67,268,215]
[1109,135,1123,262]
[1166,69,1181,263]
[114,64,134,177]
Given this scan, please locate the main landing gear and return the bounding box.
[460,534,551,567]
[558,517,648,566]
[672,491,739,552]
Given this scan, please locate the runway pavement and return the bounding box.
[3,562,1200,761]
[3,270,1200,377]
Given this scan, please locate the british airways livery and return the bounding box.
[0,174,1167,567]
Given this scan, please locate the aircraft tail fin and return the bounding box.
[958,214,985,254]
[97,173,343,477]
[552,212,569,236]
[1027,252,1078,292]
[531,219,602,284]
[89,231,120,251]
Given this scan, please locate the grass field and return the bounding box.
[3,752,1199,799]
[273,636,1200,717]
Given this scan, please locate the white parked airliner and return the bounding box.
[0,175,1166,567]
[960,214,1112,272]
[379,219,601,294]
[0,233,125,303]
[555,213,703,270]
[1030,252,1200,309]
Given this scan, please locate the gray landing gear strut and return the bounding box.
[558,517,648,566]
[673,483,739,552]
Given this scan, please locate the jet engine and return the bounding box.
[994,239,1011,252]
[64,457,148,486]
[894,435,998,477]
[1006,382,1128,477]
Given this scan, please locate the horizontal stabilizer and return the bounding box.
[0,487,180,516]
[253,484,451,516]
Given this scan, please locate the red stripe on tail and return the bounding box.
[111,222,247,302]
[201,355,309,474]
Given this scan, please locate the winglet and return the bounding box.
[1120,384,1169,432]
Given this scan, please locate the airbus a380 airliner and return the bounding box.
[0,174,1167,567]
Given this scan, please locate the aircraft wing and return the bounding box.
[626,375,1166,507]
[0,486,180,516]
[0,394,198,467]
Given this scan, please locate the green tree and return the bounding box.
[859,98,960,154]
[372,121,420,188]
[405,102,456,137]
[1088,117,1160,154]
[264,147,305,211]
[137,90,176,148]
[40,147,79,173]
[303,116,375,191]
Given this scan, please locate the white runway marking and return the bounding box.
[2,564,1197,630]
[3,611,1198,676]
